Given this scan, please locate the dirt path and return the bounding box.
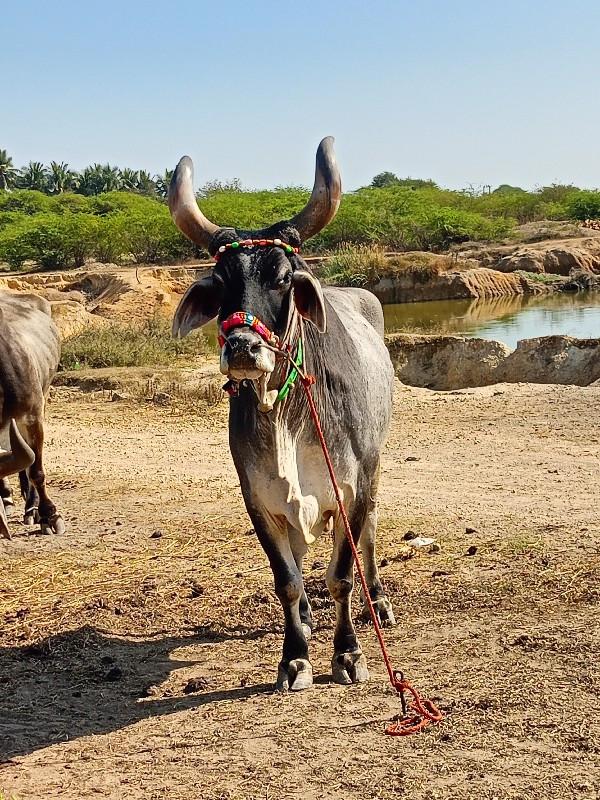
[1,382,599,800]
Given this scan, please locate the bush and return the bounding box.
[60,317,209,369]
[566,191,600,220]
[320,244,388,286]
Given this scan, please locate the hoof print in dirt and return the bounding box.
[276,659,313,691]
[332,651,369,685]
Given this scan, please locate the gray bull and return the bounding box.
[0,291,65,538]
[170,138,395,690]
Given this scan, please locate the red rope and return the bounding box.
[300,373,443,736]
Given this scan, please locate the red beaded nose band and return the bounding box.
[213,238,299,262]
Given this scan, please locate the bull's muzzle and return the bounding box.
[220,328,276,380]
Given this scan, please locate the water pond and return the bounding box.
[384,291,600,350]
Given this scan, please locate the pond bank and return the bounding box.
[386,333,600,390]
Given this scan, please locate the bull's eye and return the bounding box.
[274,272,292,290]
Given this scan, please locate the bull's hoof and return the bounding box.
[332,651,369,685]
[361,596,396,628]
[40,513,66,536]
[23,508,40,526]
[301,623,312,640]
[276,658,313,692]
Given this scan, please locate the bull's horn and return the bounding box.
[168,156,220,251]
[0,420,35,480]
[287,137,342,242]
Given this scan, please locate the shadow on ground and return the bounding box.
[0,625,274,761]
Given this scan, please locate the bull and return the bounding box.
[0,292,65,538]
[169,138,395,690]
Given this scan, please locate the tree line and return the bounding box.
[0,150,173,198]
[1,150,600,271]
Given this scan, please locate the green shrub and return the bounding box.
[320,244,388,286]
[60,317,208,369]
[566,190,600,220]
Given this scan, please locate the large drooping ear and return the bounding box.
[173,276,222,338]
[292,271,327,333]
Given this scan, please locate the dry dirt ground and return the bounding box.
[1,379,599,800]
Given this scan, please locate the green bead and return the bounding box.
[231,241,239,249]
[285,245,292,252]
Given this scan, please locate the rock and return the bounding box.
[386,333,600,389]
[104,666,123,681]
[183,677,209,694]
[387,334,511,390]
[499,336,600,386]
[403,530,418,541]
[370,266,534,304]
[150,530,163,539]
[50,300,108,340]
[466,546,478,556]
[465,527,477,534]
[312,560,326,570]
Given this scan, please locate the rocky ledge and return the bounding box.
[386,333,600,390]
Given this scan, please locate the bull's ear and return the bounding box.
[173,276,222,338]
[292,271,327,332]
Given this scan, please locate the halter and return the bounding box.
[216,238,303,404]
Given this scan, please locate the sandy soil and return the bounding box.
[1,380,599,800]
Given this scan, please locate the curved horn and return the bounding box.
[168,156,220,250]
[288,137,342,241]
[0,420,35,480]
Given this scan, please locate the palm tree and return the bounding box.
[100,164,121,192]
[154,169,174,199]
[18,161,48,192]
[76,163,121,195]
[48,161,75,194]
[136,169,156,196]
[120,168,139,191]
[0,150,19,190]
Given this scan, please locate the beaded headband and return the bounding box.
[214,237,299,262]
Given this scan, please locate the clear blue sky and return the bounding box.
[4,0,600,192]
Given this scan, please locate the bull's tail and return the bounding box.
[0,420,34,540]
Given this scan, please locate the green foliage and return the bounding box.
[370,172,439,190]
[514,270,566,285]
[0,163,596,272]
[320,244,388,286]
[60,317,208,369]
[565,190,600,220]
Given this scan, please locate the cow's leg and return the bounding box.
[21,415,65,535]
[0,478,15,518]
[359,462,396,627]
[326,496,369,685]
[289,532,313,639]
[252,511,312,691]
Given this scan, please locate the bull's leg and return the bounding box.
[359,462,396,627]
[20,470,40,526]
[326,498,369,685]
[289,533,313,639]
[252,511,312,691]
[21,416,65,535]
[0,478,15,518]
